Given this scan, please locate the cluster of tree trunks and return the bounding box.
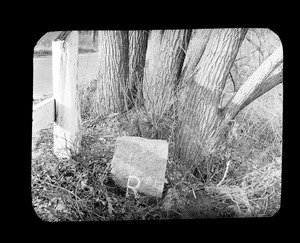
[96,29,283,167]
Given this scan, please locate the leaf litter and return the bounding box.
[32,106,281,220]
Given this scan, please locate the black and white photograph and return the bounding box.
[32,29,283,221]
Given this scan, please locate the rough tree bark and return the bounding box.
[143,30,191,119]
[128,30,148,107]
[180,29,212,83]
[97,31,129,117]
[176,29,248,165]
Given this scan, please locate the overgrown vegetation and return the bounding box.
[32,29,282,221]
[32,80,282,221]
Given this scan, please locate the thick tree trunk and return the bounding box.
[128,30,148,107]
[180,29,212,83]
[143,30,191,118]
[97,31,129,117]
[176,29,247,165]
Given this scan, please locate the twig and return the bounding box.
[229,72,237,92]
[192,188,197,199]
[217,160,231,187]
[75,177,84,221]
[245,36,264,59]
[179,44,187,55]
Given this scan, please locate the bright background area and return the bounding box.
[33,31,99,100]
[33,53,99,99]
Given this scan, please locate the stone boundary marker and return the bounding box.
[110,136,169,198]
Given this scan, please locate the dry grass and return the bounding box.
[32,76,282,220]
[78,78,99,120]
[205,156,281,217]
[32,113,170,221]
[202,81,282,217]
[32,29,282,220]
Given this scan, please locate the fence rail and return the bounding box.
[32,97,55,134]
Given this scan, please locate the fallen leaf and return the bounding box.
[55,203,65,212]
[81,179,88,189]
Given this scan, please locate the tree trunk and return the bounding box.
[143,30,191,119]
[96,31,129,117]
[222,46,283,121]
[176,29,248,165]
[128,30,148,108]
[180,29,212,83]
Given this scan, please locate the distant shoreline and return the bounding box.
[33,48,97,58]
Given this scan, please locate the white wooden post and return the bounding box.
[52,31,81,159]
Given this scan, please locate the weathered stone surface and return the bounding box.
[110,136,168,198]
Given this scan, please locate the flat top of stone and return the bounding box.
[116,136,168,159]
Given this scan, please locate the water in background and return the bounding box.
[33,53,100,100]
[33,31,98,100]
